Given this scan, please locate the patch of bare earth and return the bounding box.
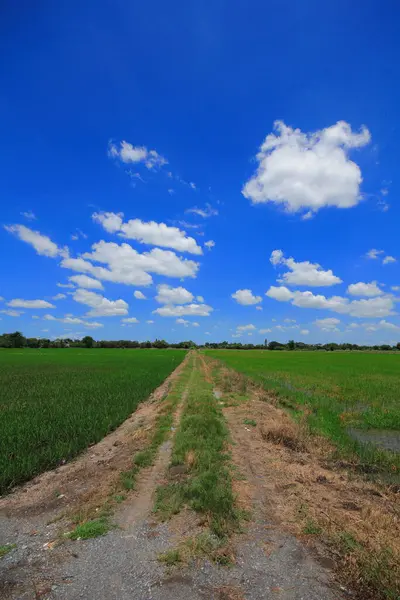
[211,360,400,599]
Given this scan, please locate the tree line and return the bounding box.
[1,331,400,352]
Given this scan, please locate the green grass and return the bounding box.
[0,348,186,493]
[205,350,400,478]
[67,518,111,540]
[154,356,241,537]
[243,418,257,427]
[0,544,16,558]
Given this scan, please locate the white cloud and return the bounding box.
[43,314,57,320]
[259,328,272,333]
[8,299,55,309]
[108,141,167,170]
[205,240,215,250]
[197,295,204,302]
[146,320,154,324]
[122,317,139,324]
[270,250,342,287]
[61,241,199,286]
[243,120,370,215]
[93,212,202,255]
[283,318,296,323]
[185,203,218,218]
[300,329,310,335]
[314,317,341,330]
[237,324,256,331]
[383,255,397,265]
[176,318,190,326]
[57,282,75,289]
[391,286,400,292]
[256,306,263,311]
[375,320,400,331]
[20,211,36,220]
[192,322,200,327]
[155,284,194,305]
[5,224,68,258]
[232,289,262,305]
[133,290,146,300]
[266,286,397,318]
[0,309,23,317]
[42,313,103,328]
[366,249,384,260]
[347,281,383,297]
[69,275,104,290]
[52,293,66,300]
[73,288,129,317]
[153,303,213,317]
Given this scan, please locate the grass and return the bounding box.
[0,544,16,558]
[243,418,257,427]
[205,350,400,479]
[154,356,241,537]
[0,348,186,493]
[158,531,234,566]
[67,518,111,540]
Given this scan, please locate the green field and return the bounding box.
[0,349,186,494]
[205,350,400,476]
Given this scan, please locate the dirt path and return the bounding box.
[1,352,348,600]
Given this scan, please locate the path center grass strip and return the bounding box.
[0,348,186,493]
[154,354,241,537]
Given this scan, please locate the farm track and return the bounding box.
[3,351,389,599]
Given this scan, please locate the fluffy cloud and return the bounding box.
[61,241,199,286]
[231,289,262,305]
[347,281,383,297]
[266,286,397,318]
[270,250,342,287]
[185,203,218,218]
[8,299,55,309]
[197,295,204,302]
[259,328,272,334]
[383,255,397,265]
[93,212,202,255]
[108,141,167,169]
[42,313,103,328]
[0,309,23,317]
[52,293,66,300]
[300,329,310,335]
[155,284,194,305]
[176,318,190,326]
[133,290,146,300]
[205,240,215,250]
[20,211,36,220]
[73,288,129,317]
[314,317,341,330]
[153,303,213,317]
[69,275,104,289]
[237,324,256,331]
[57,282,75,289]
[374,320,400,331]
[366,249,384,260]
[242,120,370,215]
[5,224,68,258]
[146,320,154,324]
[121,317,139,323]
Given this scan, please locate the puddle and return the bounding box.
[348,428,400,453]
[213,389,222,400]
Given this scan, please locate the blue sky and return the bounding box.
[1,0,400,344]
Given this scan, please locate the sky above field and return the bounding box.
[1,1,400,345]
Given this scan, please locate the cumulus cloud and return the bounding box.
[205,240,215,250]
[61,241,199,286]
[300,329,310,335]
[153,303,213,317]
[52,293,66,300]
[266,286,397,318]
[122,317,139,323]
[69,275,104,289]
[108,141,167,169]
[347,281,383,297]
[259,328,272,333]
[133,290,146,300]
[5,224,68,258]
[176,318,190,326]
[237,324,256,331]
[73,288,129,317]
[0,309,23,317]
[243,120,370,216]
[20,211,36,220]
[42,313,103,328]
[366,249,384,260]
[155,284,194,305]
[185,203,218,218]
[146,320,154,324]
[57,282,75,289]
[93,212,202,255]
[383,255,397,265]
[232,289,262,305]
[314,317,341,331]
[197,295,204,302]
[270,250,342,287]
[8,299,55,309]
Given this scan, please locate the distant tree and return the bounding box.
[82,335,94,349]
[288,339,295,351]
[8,331,26,348]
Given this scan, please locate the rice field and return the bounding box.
[205,350,400,475]
[0,349,186,494]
